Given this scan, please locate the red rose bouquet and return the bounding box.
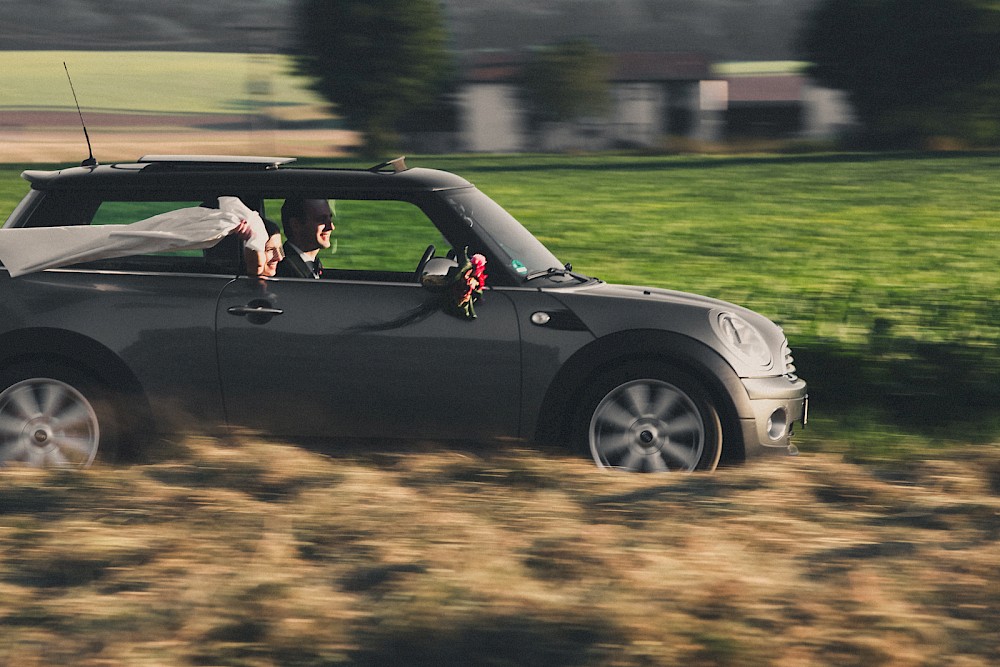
[446,247,488,320]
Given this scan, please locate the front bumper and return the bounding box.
[738,375,808,458]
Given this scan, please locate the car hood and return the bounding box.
[548,281,792,377]
[590,282,743,310]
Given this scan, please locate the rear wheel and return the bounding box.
[0,365,118,468]
[577,364,722,472]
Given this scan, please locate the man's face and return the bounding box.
[289,199,334,252]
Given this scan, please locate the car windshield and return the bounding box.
[442,189,564,280]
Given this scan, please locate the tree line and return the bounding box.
[799,0,1000,148]
[293,0,1000,155]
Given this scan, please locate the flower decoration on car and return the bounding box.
[446,247,488,320]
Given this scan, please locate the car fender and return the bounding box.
[533,328,752,456]
[0,327,153,436]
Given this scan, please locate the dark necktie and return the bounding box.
[312,258,323,278]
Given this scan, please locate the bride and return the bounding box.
[240,216,284,278]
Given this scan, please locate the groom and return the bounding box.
[276,198,335,279]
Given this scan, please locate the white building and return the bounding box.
[455,53,856,152]
[717,63,857,140]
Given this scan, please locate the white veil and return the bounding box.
[0,196,266,278]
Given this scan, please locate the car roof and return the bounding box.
[21,155,474,193]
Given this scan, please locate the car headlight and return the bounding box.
[710,311,773,369]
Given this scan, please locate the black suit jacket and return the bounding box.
[275,242,319,279]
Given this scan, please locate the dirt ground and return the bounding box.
[0,111,358,163]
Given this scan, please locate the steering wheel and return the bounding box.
[414,244,436,282]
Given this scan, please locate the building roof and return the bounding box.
[611,52,710,82]
[464,51,710,84]
[464,52,522,83]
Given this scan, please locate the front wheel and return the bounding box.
[0,365,117,468]
[578,365,722,472]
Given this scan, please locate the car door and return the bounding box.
[216,276,521,439]
[215,196,522,440]
[3,195,249,429]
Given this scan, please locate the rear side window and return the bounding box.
[23,192,243,275]
[89,199,239,273]
[90,201,207,257]
[18,190,100,228]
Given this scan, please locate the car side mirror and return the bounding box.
[420,256,459,289]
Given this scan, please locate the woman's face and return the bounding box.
[261,234,284,277]
[243,233,284,277]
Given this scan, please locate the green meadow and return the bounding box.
[3,152,1000,457]
[439,153,1000,457]
[0,51,323,115]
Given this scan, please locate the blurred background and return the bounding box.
[5,0,995,160]
[0,0,876,160]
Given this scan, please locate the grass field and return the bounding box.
[435,153,1000,457]
[0,51,354,162]
[2,151,999,664]
[2,437,999,665]
[0,51,323,115]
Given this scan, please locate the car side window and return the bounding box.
[265,198,449,282]
[76,200,239,275]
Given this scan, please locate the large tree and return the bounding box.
[519,40,612,128]
[799,0,1000,146]
[293,0,453,157]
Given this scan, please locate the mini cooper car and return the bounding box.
[0,155,807,472]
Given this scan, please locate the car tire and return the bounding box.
[576,363,722,472]
[0,363,119,468]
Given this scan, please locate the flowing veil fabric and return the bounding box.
[0,196,266,278]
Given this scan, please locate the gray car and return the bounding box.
[0,155,807,472]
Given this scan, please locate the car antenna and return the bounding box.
[63,62,98,167]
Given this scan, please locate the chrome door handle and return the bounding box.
[227,305,284,316]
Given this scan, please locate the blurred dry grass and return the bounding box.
[2,436,999,666]
[0,127,359,163]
